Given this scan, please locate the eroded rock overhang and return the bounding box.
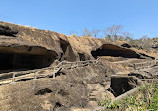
[0,37,58,72]
[91,43,141,59]
[0,21,155,62]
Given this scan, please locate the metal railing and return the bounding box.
[0,58,100,85]
[133,59,158,70]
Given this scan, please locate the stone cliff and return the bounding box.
[0,21,157,111]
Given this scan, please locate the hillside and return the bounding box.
[0,21,157,111]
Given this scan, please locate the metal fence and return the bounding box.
[0,58,100,85]
[133,60,158,70]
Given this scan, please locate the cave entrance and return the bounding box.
[0,52,53,73]
[91,44,140,59]
[59,39,69,61]
[78,53,86,61]
[59,38,76,62]
[111,76,138,97]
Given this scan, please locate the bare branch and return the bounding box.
[104,25,123,41]
[91,29,100,38]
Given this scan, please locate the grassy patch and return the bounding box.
[149,84,158,111]
[98,83,158,111]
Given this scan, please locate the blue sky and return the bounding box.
[0,0,158,39]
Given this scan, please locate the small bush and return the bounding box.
[98,83,158,111]
[148,84,158,111]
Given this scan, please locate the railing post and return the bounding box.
[96,60,98,65]
[34,72,37,80]
[53,68,56,79]
[12,73,16,83]
[53,72,55,79]
[76,63,78,67]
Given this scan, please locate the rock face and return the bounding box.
[0,21,157,111]
[91,44,140,58]
[0,21,155,71]
[110,76,142,97]
[0,24,18,36]
[0,79,88,111]
[0,64,110,111]
[0,37,57,72]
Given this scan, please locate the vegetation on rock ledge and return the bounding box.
[98,83,158,111]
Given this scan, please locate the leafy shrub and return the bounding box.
[98,83,158,111]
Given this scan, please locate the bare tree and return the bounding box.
[140,35,150,50]
[91,29,100,38]
[69,31,79,36]
[104,25,123,41]
[122,32,133,41]
[140,35,148,41]
[122,32,133,38]
[82,28,91,37]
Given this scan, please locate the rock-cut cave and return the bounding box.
[0,47,56,73]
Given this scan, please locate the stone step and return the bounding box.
[90,91,99,96]
[89,96,96,98]
[89,97,97,101]
[90,89,97,91]
[89,93,97,96]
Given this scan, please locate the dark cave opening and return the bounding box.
[121,43,131,48]
[0,25,18,37]
[59,39,69,61]
[78,53,86,61]
[59,38,76,62]
[91,44,140,59]
[35,88,53,95]
[111,76,138,97]
[60,39,69,54]
[0,52,53,72]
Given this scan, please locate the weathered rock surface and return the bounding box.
[0,63,111,111]
[0,24,18,36]
[0,21,157,111]
[0,21,155,63]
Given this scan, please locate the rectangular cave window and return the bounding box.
[0,52,52,73]
[0,53,14,70]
